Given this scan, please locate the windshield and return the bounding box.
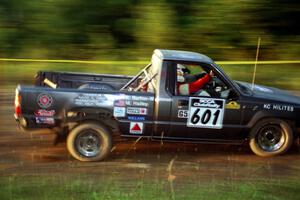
[213,63,253,96]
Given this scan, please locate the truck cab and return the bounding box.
[120,49,245,142]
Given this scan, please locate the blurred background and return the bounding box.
[0,0,299,89]
[0,2,300,199]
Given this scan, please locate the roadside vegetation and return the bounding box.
[2,62,300,90]
[0,1,298,61]
[1,175,300,200]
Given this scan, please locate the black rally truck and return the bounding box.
[15,49,300,161]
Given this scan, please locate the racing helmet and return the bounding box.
[177,64,190,83]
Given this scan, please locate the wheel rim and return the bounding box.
[75,129,101,157]
[257,124,285,152]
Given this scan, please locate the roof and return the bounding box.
[153,49,213,63]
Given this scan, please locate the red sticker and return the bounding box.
[37,93,53,108]
[129,122,143,134]
[140,108,146,114]
[34,109,55,117]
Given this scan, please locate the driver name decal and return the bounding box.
[187,97,225,129]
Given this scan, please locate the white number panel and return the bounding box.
[187,97,225,129]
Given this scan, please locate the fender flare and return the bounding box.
[64,107,119,131]
[246,110,294,129]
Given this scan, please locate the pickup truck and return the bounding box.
[15,49,300,161]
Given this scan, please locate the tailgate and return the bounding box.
[15,85,71,129]
[14,85,120,129]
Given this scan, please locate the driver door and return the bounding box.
[167,62,243,141]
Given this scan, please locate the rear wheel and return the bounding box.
[67,123,112,161]
[249,118,293,156]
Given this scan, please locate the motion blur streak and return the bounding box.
[0,0,298,61]
[1,58,300,65]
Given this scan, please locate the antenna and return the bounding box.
[251,37,261,91]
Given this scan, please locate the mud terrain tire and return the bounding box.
[67,123,112,161]
[249,118,293,157]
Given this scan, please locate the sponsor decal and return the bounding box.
[225,101,241,110]
[127,107,147,115]
[128,116,146,121]
[124,95,154,101]
[125,100,132,106]
[74,93,111,106]
[116,95,153,107]
[114,100,126,107]
[124,101,149,107]
[178,110,188,118]
[35,117,55,125]
[37,93,53,108]
[34,109,55,117]
[131,101,149,107]
[264,104,294,112]
[113,107,126,117]
[187,97,225,129]
[129,122,143,134]
[192,98,222,108]
[131,96,154,101]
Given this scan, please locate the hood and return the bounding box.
[235,81,300,106]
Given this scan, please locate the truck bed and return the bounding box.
[35,71,133,90]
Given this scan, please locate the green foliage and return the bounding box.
[2,62,300,90]
[0,0,298,60]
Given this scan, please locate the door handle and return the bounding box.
[178,100,188,107]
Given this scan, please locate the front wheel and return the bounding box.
[67,123,112,161]
[249,118,293,157]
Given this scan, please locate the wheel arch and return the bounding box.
[64,107,120,134]
[246,111,295,131]
[244,111,298,142]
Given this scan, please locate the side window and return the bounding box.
[175,63,234,99]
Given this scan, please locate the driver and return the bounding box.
[177,64,214,95]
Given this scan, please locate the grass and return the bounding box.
[0,175,300,200]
